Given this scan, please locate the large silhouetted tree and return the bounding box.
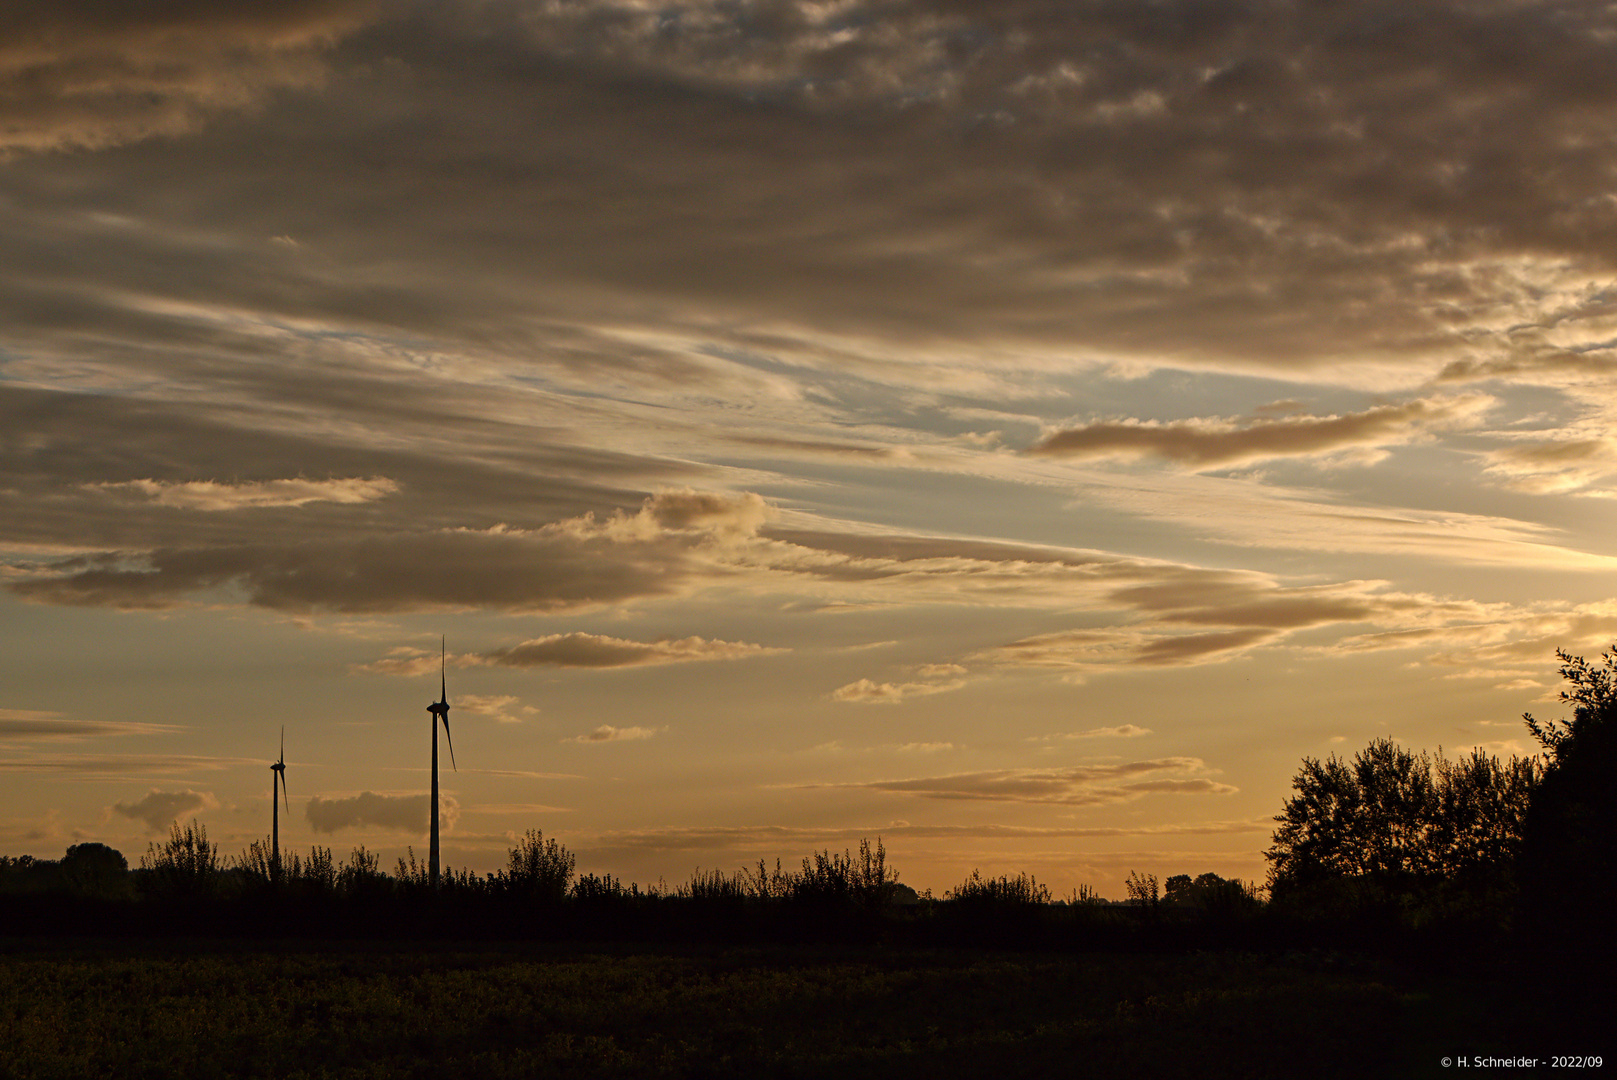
[1267,737,1538,910]
[1519,646,1617,947]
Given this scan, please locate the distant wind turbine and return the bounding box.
[270,727,288,881]
[427,638,456,886]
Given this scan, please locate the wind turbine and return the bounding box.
[427,638,456,886]
[270,727,288,882]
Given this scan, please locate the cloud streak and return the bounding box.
[1028,397,1492,469]
[7,490,771,614]
[482,633,781,670]
[812,757,1236,807]
[0,710,180,740]
[86,477,399,511]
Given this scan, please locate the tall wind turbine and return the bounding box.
[270,727,288,881]
[427,638,456,886]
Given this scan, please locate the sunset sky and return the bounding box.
[5,0,1617,896]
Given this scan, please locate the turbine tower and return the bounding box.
[270,727,288,881]
[427,638,456,885]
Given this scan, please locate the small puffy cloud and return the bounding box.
[831,677,967,704]
[639,488,775,539]
[1027,396,1492,470]
[565,725,661,744]
[113,789,220,832]
[305,791,458,834]
[454,694,524,724]
[86,477,399,511]
[832,659,971,704]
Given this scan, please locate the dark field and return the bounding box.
[0,940,1581,1080]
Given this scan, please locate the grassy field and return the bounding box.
[0,939,1580,1079]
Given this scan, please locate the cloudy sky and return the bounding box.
[4,0,1616,895]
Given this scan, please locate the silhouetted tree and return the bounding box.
[1164,874,1194,904]
[1162,872,1263,917]
[1267,738,1538,915]
[60,843,131,899]
[1519,646,1617,948]
[1429,749,1540,880]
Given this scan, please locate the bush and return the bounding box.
[1124,871,1159,913]
[777,838,901,910]
[59,843,131,899]
[947,870,1051,906]
[494,829,575,903]
[680,867,747,901]
[338,846,390,898]
[140,820,222,898]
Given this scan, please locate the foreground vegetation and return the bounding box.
[0,938,1591,1080]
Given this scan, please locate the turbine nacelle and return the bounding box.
[428,639,456,771]
[271,726,288,811]
[427,636,457,887]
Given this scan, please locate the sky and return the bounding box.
[4,0,1617,898]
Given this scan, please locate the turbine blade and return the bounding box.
[441,636,448,705]
[442,715,457,772]
[279,724,284,763]
[280,769,289,813]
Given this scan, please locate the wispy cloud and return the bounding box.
[564,725,662,744]
[808,758,1236,807]
[85,477,398,511]
[478,633,782,670]
[1029,725,1152,741]
[453,694,524,724]
[0,710,180,740]
[0,754,252,778]
[592,817,1271,853]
